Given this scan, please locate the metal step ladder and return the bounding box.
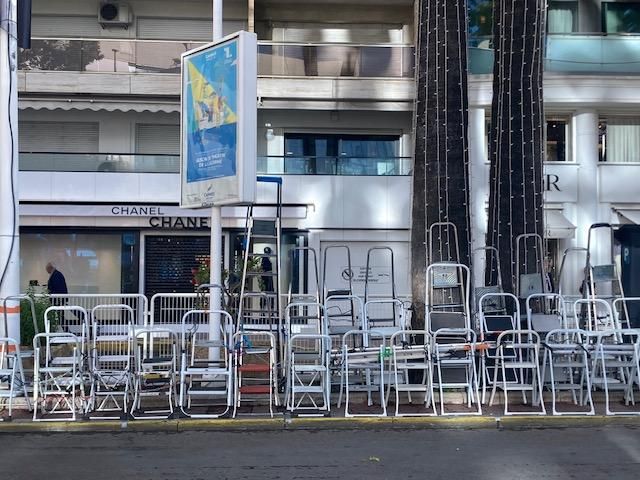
[237,176,283,337]
[322,246,358,337]
[583,223,630,330]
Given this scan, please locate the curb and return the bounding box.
[0,415,639,434]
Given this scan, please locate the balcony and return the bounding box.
[19,152,411,176]
[469,34,640,75]
[19,38,414,78]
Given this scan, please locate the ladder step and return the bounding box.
[246,271,278,276]
[239,364,271,373]
[239,385,271,394]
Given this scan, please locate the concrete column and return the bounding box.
[568,109,604,292]
[468,107,488,287]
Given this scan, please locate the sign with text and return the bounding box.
[180,31,257,208]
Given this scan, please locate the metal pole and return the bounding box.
[0,0,21,341]
[210,0,223,358]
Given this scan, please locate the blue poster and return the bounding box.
[184,40,238,183]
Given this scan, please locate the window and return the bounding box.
[548,1,579,33]
[603,2,640,33]
[545,119,569,162]
[283,133,401,175]
[598,118,640,162]
[21,231,139,294]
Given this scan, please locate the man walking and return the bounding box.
[46,262,68,295]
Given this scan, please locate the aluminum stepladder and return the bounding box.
[426,262,482,415]
[515,233,549,301]
[283,299,329,415]
[364,247,405,337]
[473,246,505,319]
[322,245,360,340]
[557,247,589,324]
[88,304,134,420]
[237,176,283,375]
[0,337,30,420]
[1,295,38,411]
[388,329,436,416]
[583,223,630,331]
[179,309,235,418]
[478,292,520,404]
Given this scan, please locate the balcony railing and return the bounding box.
[20,152,180,173]
[20,153,412,176]
[469,33,640,75]
[257,156,412,175]
[19,38,415,78]
[18,34,640,78]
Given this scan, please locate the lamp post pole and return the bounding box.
[0,0,21,341]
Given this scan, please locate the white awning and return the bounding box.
[614,209,640,225]
[19,98,179,114]
[544,209,575,239]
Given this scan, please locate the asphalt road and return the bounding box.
[1,426,639,479]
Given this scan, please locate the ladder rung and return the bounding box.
[239,385,271,394]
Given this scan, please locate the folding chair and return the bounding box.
[286,333,332,415]
[130,327,178,419]
[591,329,640,415]
[478,292,520,404]
[543,329,594,415]
[33,332,84,421]
[233,330,279,418]
[341,329,387,417]
[489,330,546,416]
[0,338,31,419]
[88,304,134,419]
[179,309,234,418]
[388,330,435,416]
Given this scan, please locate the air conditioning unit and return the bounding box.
[98,2,132,28]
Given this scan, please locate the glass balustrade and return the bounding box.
[20,153,412,176]
[20,38,415,78]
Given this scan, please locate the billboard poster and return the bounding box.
[185,40,237,182]
[180,32,256,208]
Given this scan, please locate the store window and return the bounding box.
[603,2,640,33]
[284,133,401,175]
[20,231,139,294]
[598,118,640,162]
[548,1,579,33]
[545,119,570,162]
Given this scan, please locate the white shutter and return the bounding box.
[137,18,212,41]
[19,122,99,153]
[136,124,180,155]
[272,23,405,44]
[137,17,247,41]
[32,15,100,38]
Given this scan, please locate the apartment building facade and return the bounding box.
[16,0,640,301]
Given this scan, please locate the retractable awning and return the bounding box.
[614,209,640,225]
[544,209,575,239]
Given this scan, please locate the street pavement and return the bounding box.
[1,425,639,479]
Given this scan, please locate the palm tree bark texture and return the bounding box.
[486,0,546,293]
[411,0,472,328]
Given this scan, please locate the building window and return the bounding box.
[283,133,401,175]
[548,1,579,33]
[546,119,569,162]
[603,2,640,33]
[21,231,139,294]
[598,118,640,162]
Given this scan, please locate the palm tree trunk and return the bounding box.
[411,0,472,328]
[486,0,547,292]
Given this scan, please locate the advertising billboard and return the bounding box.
[180,31,257,208]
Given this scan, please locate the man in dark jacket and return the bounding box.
[46,262,68,294]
